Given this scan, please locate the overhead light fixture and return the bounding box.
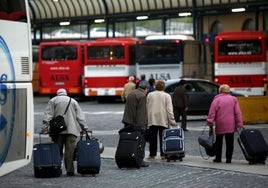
[94,19,105,23]
[136,16,148,20]
[59,21,70,26]
[231,8,246,12]
[178,12,191,17]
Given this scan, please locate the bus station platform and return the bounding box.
[102,146,268,176]
[0,124,267,188]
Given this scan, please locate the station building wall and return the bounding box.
[202,11,268,34]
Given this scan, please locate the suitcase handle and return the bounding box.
[80,130,92,140]
[38,132,49,144]
[169,123,180,129]
[235,126,245,135]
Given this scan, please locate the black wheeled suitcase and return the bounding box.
[33,134,62,178]
[162,126,185,162]
[76,131,101,176]
[115,131,145,169]
[237,128,268,164]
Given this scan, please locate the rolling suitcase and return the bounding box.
[237,128,268,164]
[33,133,62,178]
[162,126,185,162]
[115,131,145,169]
[76,131,101,176]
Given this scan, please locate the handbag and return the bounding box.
[198,125,216,158]
[198,134,215,149]
[49,97,71,135]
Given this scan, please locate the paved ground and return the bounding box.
[0,97,268,187]
[1,125,268,188]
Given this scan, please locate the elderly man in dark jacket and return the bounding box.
[172,79,189,131]
[122,80,150,167]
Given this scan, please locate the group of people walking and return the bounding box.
[41,74,243,175]
[121,75,243,166]
[121,75,190,166]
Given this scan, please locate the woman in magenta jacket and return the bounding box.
[207,84,243,163]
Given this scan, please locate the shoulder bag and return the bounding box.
[49,97,71,135]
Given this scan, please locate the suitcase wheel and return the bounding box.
[166,155,183,162]
[81,173,97,177]
[166,159,178,162]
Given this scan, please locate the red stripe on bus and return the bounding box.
[214,75,266,87]
[84,77,128,87]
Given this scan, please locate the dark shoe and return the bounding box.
[146,156,155,160]
[182,129,189,131]
[213,159,222,163]
[140,162,149,167]
[226,160,231,163]
[67,172,74,176]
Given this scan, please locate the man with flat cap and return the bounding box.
[42,88,88,176]
[122,80,150,167]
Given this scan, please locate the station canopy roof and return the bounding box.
[29,0,268,26]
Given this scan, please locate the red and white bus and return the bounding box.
[214,31,267,96]
[39,41,84,95]
[83,38,136,99]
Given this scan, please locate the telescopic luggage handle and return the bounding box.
[38,132,50,144]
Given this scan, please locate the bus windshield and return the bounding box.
[139,43,181,59]
[218,40,262,56]
[42,45,78,60]
[87,46,124,59]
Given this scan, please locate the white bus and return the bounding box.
[136,35,211,81]
[0,0,34,176]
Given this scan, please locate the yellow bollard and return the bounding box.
[237,96,268,124]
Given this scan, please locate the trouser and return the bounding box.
[215,133,234,162]
[149,125,167,157]
[173,106,187,130]
[139,142,146,165]
[52,134,77,173]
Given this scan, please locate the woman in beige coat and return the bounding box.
[146,80,176,160]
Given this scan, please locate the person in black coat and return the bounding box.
[172,79,189,131]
